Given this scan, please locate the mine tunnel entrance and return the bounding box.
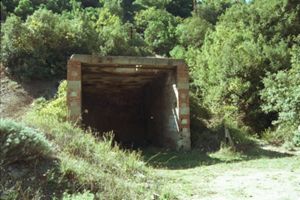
[82,65,176,148]
[67,55,191,150]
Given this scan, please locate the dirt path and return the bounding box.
[154,152,300,200]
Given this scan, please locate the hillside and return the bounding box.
[1,0,300,199]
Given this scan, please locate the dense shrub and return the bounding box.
[175,16,212,49]
[95,8,150,56]
[33,80,68,121]
[293,128,300,147]
[1,9,97,79]
[135,7,179,55]
[261,41,300,146]
[0,7,151,79]
[186,0,299,133]
[1,0,72,20]
[0,118,53,166]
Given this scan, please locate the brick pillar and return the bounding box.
[176,64,191,150]
[67,59,82,123]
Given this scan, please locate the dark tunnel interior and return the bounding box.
[81,65,178,148]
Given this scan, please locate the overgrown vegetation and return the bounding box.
[0,118,53,166]
[1,1,299,149]
[0,82,172,199]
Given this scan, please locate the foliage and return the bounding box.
[186,0,300,134]
[1,0,72,20]
[293,129,300,147]
[175,16,213,49]
[3,80,171,199]
[100,0,123,17]
[95,8,150,56]
[261,41,300,146]
[62,191,95,200]
[22,110,170,199]
[0,118,53,166]
[1,0,300,147]
[32,80,68,121]
[135,7,179,55]
[1,9,97,79]
[134,0,172,9]
[134,0,192,18]
[195,0,235,25]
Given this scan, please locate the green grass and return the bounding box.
[30,113,173,199]
[0,80,175,200]
[0,80,174,199]
[0,112,173,199]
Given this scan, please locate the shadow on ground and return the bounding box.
[0,158,76,200]
[141,145,294,169]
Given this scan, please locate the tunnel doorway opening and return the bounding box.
[67,55,191,150]
[82,66,176,148]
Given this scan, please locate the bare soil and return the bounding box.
[154,147,300,200]
[0,71,59,119]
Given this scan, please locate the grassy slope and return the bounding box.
[24,113,172,199]
[0,115,172,200]
[0,80,173,200]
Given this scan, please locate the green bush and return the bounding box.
[185,0,299,133]
[261,41,300,146]
[135,7,179,55]
[293,128,300,147]
[175,16,212,49]
[33,80,68,122]
[0,118,53,166]
[95,8,150,56]
[1,9,97,79]
[0,8,150,80]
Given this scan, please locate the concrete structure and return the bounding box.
[67,55,191,150]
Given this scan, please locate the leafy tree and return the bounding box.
[134,0,192,18]
[175,15,213,48]
[187,0,299,132]
[135,7,179,55]
[100,0,124,18]
[134,0,171,9]
[195,0,236,25]
[165,0,193,18]
[1,9,98,79]
[95,8,150,56]
[80,0,101,8]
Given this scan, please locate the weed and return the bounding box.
[0,118,53,166]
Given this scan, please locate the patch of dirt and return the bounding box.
[197,168,300,200]
[261,143,300,156]
[0,70,60,119]
[156,147,300,200]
